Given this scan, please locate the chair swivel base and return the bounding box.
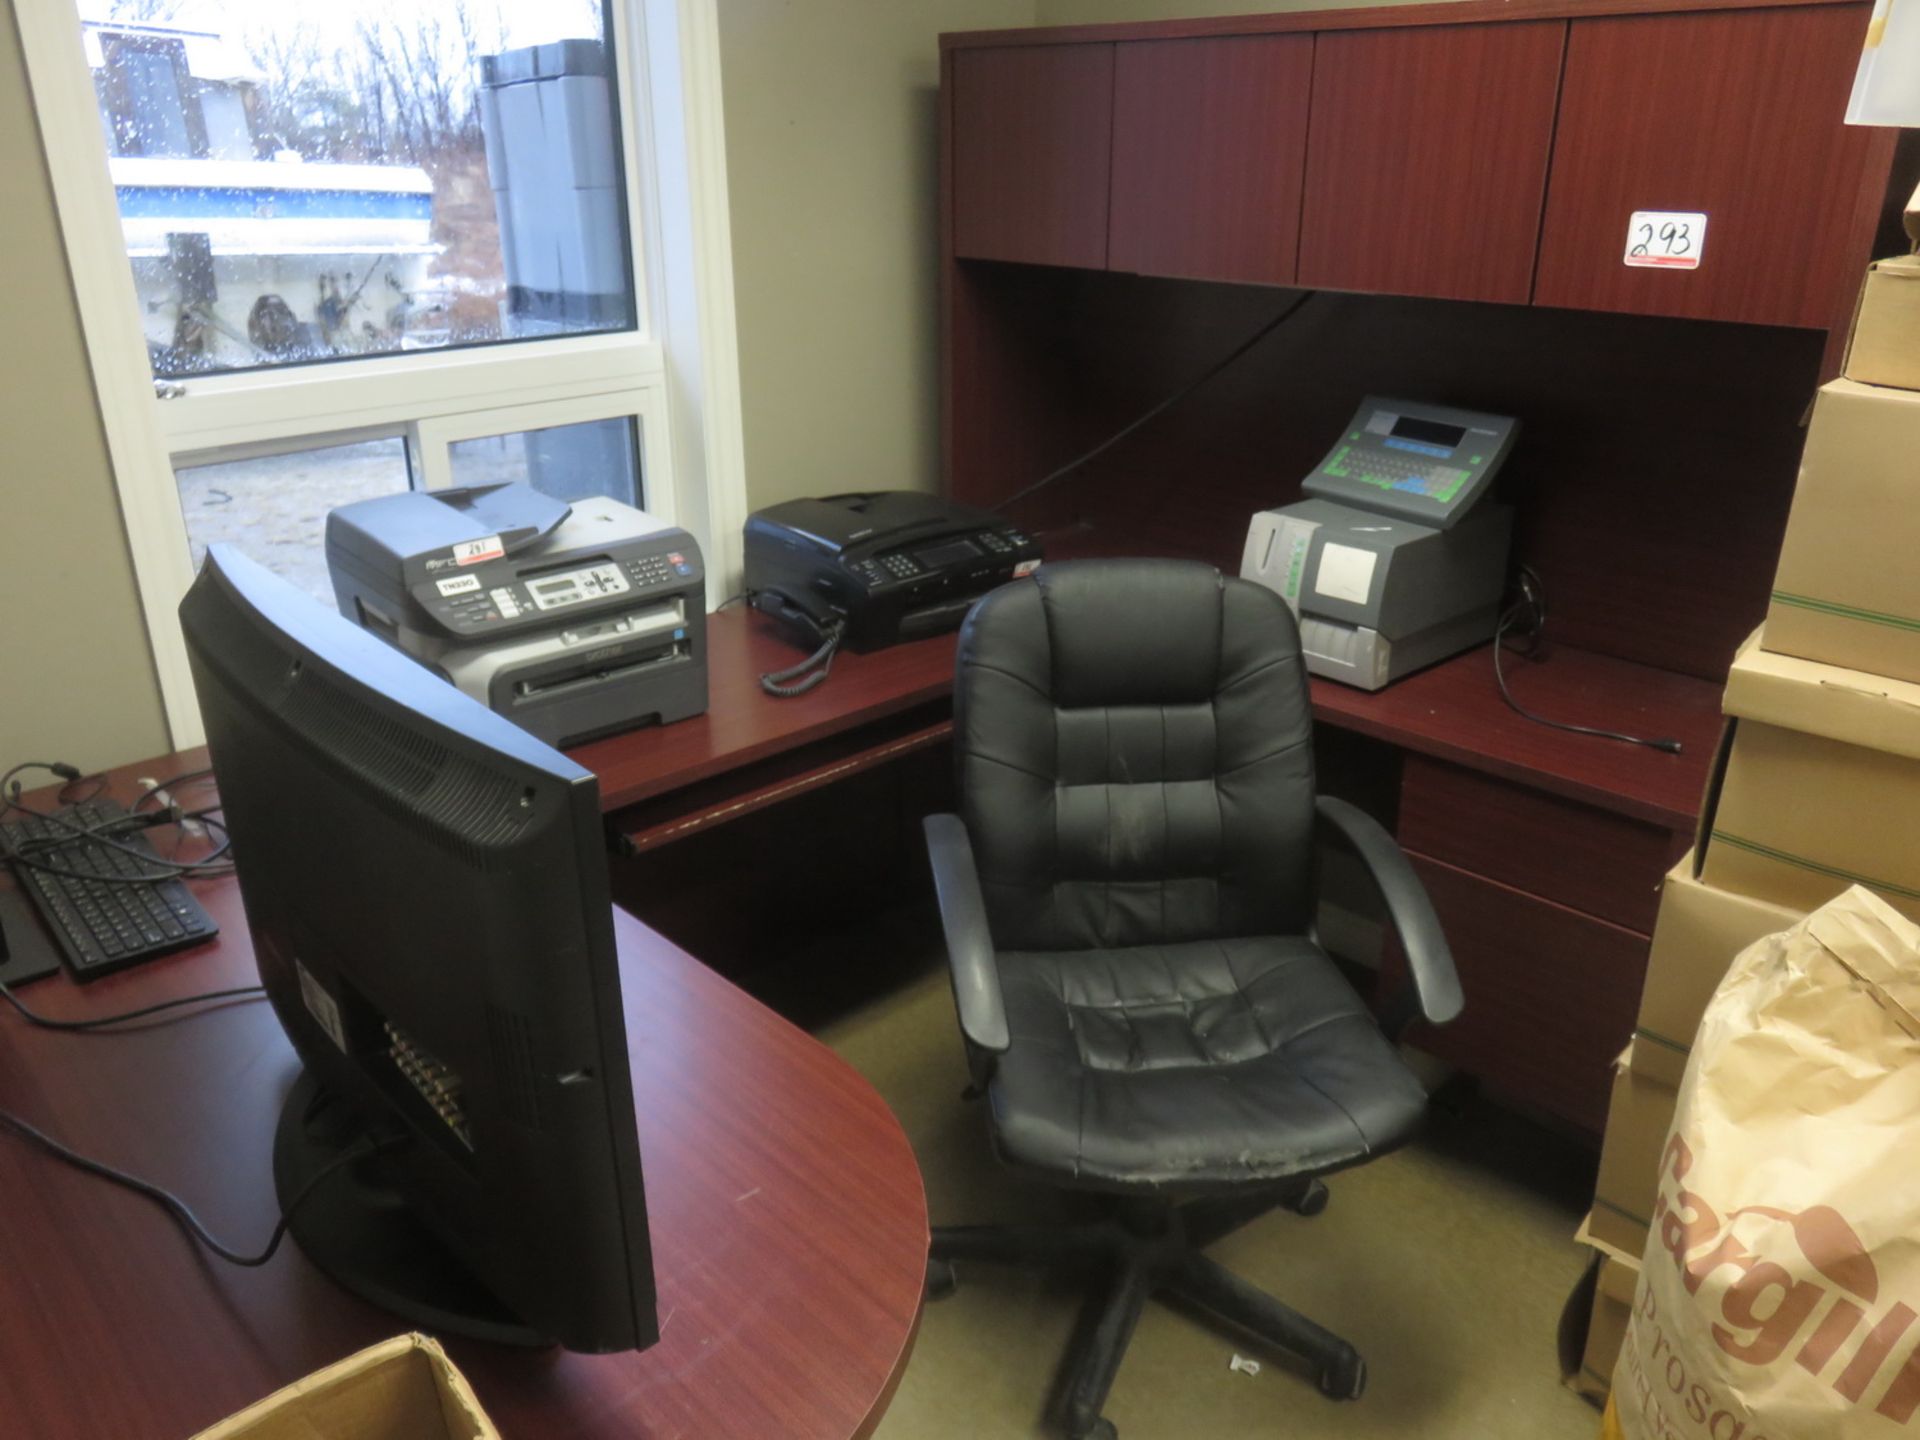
[926,1179,1364,1440]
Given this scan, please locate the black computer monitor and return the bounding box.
[178,545,657,1353]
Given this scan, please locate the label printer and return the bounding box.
[1241,398,1518,690]
[326,482,708,747]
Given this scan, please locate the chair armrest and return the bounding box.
[1314,796,1464,1033]
[923,813,1010,1055]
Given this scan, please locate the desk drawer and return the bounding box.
[1383,852,1648,1134]
[1398,755,1683,933]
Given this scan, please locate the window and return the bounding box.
[82,2,631,377]
[176,436,414,605]
[23,0,748,745]
[449,418,642,507]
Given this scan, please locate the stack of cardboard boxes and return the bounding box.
[1564,189,1920,1407]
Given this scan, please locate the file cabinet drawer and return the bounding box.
[1398,755,1684,933]
[1382,852,1648,1133]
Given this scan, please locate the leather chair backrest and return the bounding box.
[954,558,1317,951]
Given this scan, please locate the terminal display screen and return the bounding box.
[1390,416,1467,450]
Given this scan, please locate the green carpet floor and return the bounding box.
[781,921,1606,1440]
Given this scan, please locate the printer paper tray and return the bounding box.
[510,637,690,704]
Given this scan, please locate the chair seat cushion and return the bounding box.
[987,935,1429,1194]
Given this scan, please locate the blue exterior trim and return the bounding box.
[114,185,432,222]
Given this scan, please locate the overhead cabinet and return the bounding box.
[1108,36,1313,286]
[1297,21,1565,305]
[946,1,1890,333]
[951,44,1115,270]
[1533,4,1889,328]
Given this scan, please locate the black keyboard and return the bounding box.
[1,798,218,981]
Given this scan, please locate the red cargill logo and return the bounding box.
[1651,1131,1920,1424]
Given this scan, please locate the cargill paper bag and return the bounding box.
[1610,885,1920,1439]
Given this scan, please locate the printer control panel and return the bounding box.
[527,562,630,612]
[1302,398,1518,530]
[845,527,1035,593]
[421,547,700,636]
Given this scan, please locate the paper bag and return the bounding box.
[1610,886,1920,1439]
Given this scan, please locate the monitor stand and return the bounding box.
[273,1070,550,1347]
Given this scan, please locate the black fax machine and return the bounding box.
[743,491,1042,652]
[326,482,707,747]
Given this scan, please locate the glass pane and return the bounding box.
[77,1,629,378]
[448,417,641,508]
[176,437,413,605]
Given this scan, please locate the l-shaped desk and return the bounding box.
[0,595,1727,1437]
[0,757,928,1439]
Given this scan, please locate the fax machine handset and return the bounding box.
[742,491,1042,656]
[1302,397,1519,529]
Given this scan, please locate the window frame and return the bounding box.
[17,0,747,747]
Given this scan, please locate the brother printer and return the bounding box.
[1241,398,1518,690]
[327,482,707,747]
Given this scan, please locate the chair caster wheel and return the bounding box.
[1318,1352,1366,1401]
[926,1257,957,1299]
[1287,1179,1330,1217]
[1071,1418,1117,1440]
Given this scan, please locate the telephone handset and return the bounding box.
[741,491,1044,698]
[751,589,845,696]
[751,586,841,651]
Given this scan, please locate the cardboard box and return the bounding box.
[191,1334,500,1440]
[1843,184,1920,392]
[1633,855,1802,1088]
[1765,380,1920,684]
[1699,631,1920,920]
[1846,256,1920,392]
[1561,1244,1640,1406]
[1588,1044,1676,1261]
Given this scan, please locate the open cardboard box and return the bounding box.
[1843,181,1920,392]
[1587,1044,1675,1261]
[190,1334,500,1440]
[1560,1225,1640,1408]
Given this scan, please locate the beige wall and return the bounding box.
[717,0,1034,510]
[0,6,170,774]
[1036,0,1463,22]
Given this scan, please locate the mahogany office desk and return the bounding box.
[573,608,959,854]
[0,774,929,1439]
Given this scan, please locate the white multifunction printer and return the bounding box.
[326,482,708,746]
[1241,398,1519,691]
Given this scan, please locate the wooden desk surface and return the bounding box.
[571,609,959,814]
[0,780,928,1439]
[1310,641,1721,831]
[567,599,1718,840]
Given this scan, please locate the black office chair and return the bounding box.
[922,558,1463,1440]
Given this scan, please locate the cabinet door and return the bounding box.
[1382,853,1647,1134]
[1298,22,1565,304]
[1534,5,1882,328]
[1108,36,1313,286]
[951,45,1115,269]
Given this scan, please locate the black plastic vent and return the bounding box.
[487,1003,544,1132]
[276,667,535,861]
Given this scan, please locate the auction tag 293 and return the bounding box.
[1624,211,1707,269]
